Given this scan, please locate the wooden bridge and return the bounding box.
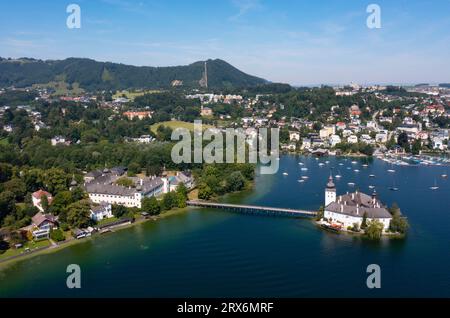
[186,201,317,218]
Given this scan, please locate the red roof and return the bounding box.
[32,189,52,199]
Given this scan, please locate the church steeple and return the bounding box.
[326,174,335,189]
[325,174,336,206]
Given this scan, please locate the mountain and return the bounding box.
[0,57,267,91]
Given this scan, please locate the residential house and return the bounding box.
[90,203,113,222]
[31,212,58,240]
[347,135,358,144]
[32,190,53,212]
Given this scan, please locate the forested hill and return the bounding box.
[0,57,267,91]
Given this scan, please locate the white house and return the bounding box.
[347,135,358,144]
[90,203,113,222]
[319,126,335,139]
[432,137,447,150]
[376,131,389,143]
[329,134,342,147]
[32,190,53,212]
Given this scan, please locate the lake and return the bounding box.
[1,155,449,297]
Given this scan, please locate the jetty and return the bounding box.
[186,201,317,218]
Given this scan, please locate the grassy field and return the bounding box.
[113,90,161,101]
[96,217,119,227]
[150,121,214,134]
[0,239,51,261]
[32,81,84,96]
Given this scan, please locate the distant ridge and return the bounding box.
[0,57,267,91]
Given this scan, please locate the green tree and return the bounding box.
[127,163,141,176]
[0,163,13,183]
[411,139,422,155]
[177,192,187,208]
[49,191,73,215]
[0,191,16,225]
[43,168,69,194]
[116,177,134,187]
[315,205,324,221]
[397,132,409,151]
[2,178,27,200]
[225,171,245,192]
[198,184,213,200]
[361,211,368,230]
[66,200,92,229]
[50,228,65,242]
[112,204,128,218]
[365,220,384,240]
[141,197,161,215]
[389,205,409,234]
[176,183,188,200]
[41,195,49,213]
[71,186,86,201]
[161,191,178,211]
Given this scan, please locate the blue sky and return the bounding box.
[0,0,449,85]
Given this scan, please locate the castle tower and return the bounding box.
[325,175,336,207]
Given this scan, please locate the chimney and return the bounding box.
[341,204,344,212]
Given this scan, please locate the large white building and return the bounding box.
[85,169,165,209]
[323,176,393,231]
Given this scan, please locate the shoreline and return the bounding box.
[315,221,406,239]
[0,207,189,270]
[0,179,256,269]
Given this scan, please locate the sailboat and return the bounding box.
[430,179,439,190]
[389,179,399,191]
[335,169,342,179]
[283,172,289,176]
[387,162,396,173]
[441,171,448,178]
[368,185,375,190]
[369,174,376,178]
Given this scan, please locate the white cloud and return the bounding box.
[229,0,262,21]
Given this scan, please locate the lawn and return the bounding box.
[96,217,119,227]
[0,239,51,261]
[113,89,161,101]
[150,121,214,134]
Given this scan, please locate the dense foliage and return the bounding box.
[0,58,266,90]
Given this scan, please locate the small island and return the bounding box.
[317,175,409,239]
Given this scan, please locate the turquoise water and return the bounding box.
[1,155,449,297]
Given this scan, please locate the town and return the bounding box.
[0,68,449,261]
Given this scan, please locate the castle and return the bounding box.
[323,176,393,231]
